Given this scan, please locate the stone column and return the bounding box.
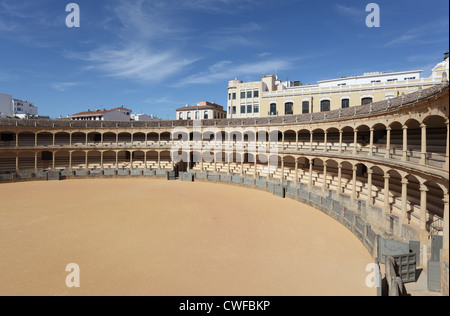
[295,159,299,183]
[310,132,313,151]
[402,125,408,162]
[352,166,357,198]
[369,128,374,156]
[52,133,56,147]
[15,153,19,172]
[322,162,327,191]
[69,133,72,147]
[158,152,161,170]
[52,152,55,170]
[101,133,104,146]
[323,131,328,153]
[16,133,19,148]
[337,163,342,194]
[420,123,427,165]
[69,151,73,170]
[131,133,134,147]
[116,133,119,147]
[384,174,391,213]
[115,151,119,170]
[443,194,449,254]
[353,129,358,155]
[240,155,244,176]
[445,120,449,171]
[85,133,88,147]
[281,158,285,184]
[144,152,147,170]
[85,151,89,170]
[385,127,391,159]
[35,133,38,147]
[227,153,231,175]
[295,132,299,151]
[130,151,134,170]
[282,132,285,150]
[34,152,38,171]
[158,133,161,147]
[419,185,429,245]
[309,160,313,187]
[339,131,343,154]
[401,179,409,220]
[100,152,104,171]
[367,169,373,205]
[145,133,149,147]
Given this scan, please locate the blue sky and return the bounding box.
[0,0,448,119]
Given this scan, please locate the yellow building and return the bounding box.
[227,53,449,118]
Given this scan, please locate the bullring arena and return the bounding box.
[0,83,449,296]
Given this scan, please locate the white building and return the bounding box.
[0,94,38,118]
[131,113,159,121]
[0,94,14,117]
[69,106,133,121]
[176,101,227,120]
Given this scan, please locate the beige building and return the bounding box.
[227,53,449,118]
[176,101,227,120]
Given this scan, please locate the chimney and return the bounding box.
[445,52,449,60]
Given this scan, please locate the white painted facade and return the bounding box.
[14,99,38,117]
[0,94,14,117]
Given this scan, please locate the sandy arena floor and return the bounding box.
[0,179,376,296]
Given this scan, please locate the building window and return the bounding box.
[204,111,209,119]
[320,100,330,112]
[247,104,253,113]
[241,105,246,114]
[387,79,398,82]
[179,112,183,120]
[270,103,277,116]
[247,91,252,99]
[232,106,236,114]
[241,92,246,99]
[404,77,416,80]
[254,104,259,113]
[341,99,350,108]
[187,112,191,120]
[361,97,373,105]
[228,93,231,100]
[285,102,294,115]
[195,111,199,120]
[254,90,259,98]
[302,101,309,114]
[232,93,236,100]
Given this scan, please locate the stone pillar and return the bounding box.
[401,179,409,220]
[295,159,299,183]
[34,152,38,171]
[352,166,357,198]
[16,133,19,148]
[116,133,119,147]
[52,133,55,147]
[402,125,408,162]
[15,153,19,172]
[322,162,327,191]
[309,160,313,187]
[353,129,358,155]
[385,127,391,159]
[443,194,449,254]
[101,133,104,146]
[115,151,119,170]
[158,133,161,147]
[69,133,72,147]
[337,163,342,194]
[282,132,285,150]
[85,151,89,170]
[339,131,343,154]
[144,152,147,170]
[130,151,134,170]
[131,133,134,147]
[240,155,244,176]
[158,152,161,170]
[367,170,373,205]
[310,132,313,151]
[323,131,328,153]
[445,120,449,171]
[85,133,88,147]
[69,151,73,170]
[419,185,429,245]
[369,128,374,156]
[227,153,231,175]
[145,133,149,147]
[420,123,427,165]
[35,133,38,147]
[384,174,391,213]
[280,158,284,184]
[296,132,299,151]
[100,152,104,171]
[52,152,55,170]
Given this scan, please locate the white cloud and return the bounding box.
[51,82,79,92]
[179,59,293,85]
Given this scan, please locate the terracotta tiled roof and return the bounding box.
[70,107,132,117]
